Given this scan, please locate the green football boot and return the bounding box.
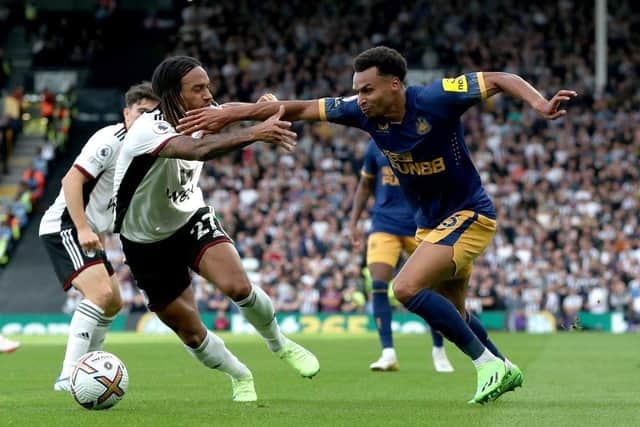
[277,338,320,378]
[468,359,507,404]
[500,363,524,395]
[231,375,257,402]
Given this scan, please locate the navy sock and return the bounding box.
[404,288,485,359]
[372,280,393,349]
[466,311,504,360]
[430,328,444,348]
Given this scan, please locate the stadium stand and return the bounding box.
[0,0,638,331]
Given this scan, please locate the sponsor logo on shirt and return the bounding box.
[166,184,195,203]
[382,150,446,176]
[442,75,468,93]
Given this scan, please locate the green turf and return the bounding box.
[1,332,639,426]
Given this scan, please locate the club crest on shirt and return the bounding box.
[416,117,431,135]
[376,122,390,133]
[152,121,172,135]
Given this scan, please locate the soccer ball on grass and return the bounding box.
[70,351,129,410]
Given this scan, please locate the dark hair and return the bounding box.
[124,81,159,108]
[151,56,202,127]
[353,46,407,82]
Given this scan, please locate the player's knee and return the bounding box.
[392,279,417,303]
[221,278,252,301]
[88,283,115,311]
[104,292,122,317]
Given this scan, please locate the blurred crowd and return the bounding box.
[59,0,639,331]
[0,86,69,266]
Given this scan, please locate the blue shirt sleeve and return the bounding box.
[416,72,488,119]
[320,96,366,128]
[361,140,378,178]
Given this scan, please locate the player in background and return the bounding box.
[113,56,318,403]
[40,83,159,391]
[0,334,20,353]
[350,139,453,373]
[176,46,576,404]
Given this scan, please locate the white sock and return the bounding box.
[186,330,251,380]
[504,358,516,370]
[382,347,397,360]
[235,285,286,352]
[89,314,116,351]
[472,348,498,368]
[60,299,103,377]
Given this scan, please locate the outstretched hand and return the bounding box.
[177,105,226,135]
[252,105,297,152]
[533,90,578,120]
[257,93,278,103]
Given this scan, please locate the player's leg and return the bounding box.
[153,286,256,402]
[121,232,256,402]
[88,268,121,352]
[56,263,118,390]
[366,233,401,371]
[448,275,524,395]
[41,229,122,390]
[190,207,318,377]
[403,236,454,373]
[393,244,493,362]
[198,241,320,378]
[393,212,505,403]
[368,261,398,370]
[430,327,454,373]
[466,309,523,394]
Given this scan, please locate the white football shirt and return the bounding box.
[39,123,126,235]
[113,110,206,243]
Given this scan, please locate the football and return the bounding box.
[69,351,129,410]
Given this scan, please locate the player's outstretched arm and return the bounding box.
[61,168,102,252]
[159,106,297,161]
[482,72,577,120]
[176,100,321,135]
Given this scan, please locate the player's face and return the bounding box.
[353,67,400,118]
[180,66,214,111]
[123,98,159,129]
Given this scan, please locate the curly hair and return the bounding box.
[353,46,407,82]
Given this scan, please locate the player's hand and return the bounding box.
[77,227,103,254]
[177,105,227,135]
[532,90,577,120]
[257,93,278,103]
[251,105,297,152]
[349,222,363,250]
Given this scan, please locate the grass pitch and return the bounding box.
[1,332,638,426]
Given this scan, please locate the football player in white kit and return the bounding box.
[113,56,319,402]
[40,83,159,391]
